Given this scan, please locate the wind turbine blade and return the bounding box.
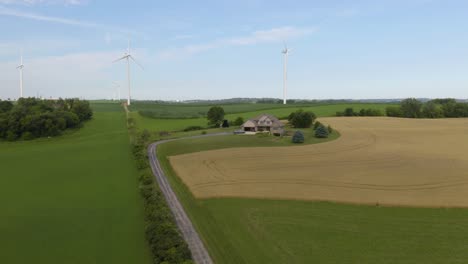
[112,55,128,63]
[129,55,144,70]
[128,39,131,54]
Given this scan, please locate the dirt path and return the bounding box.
[147,133,229,264]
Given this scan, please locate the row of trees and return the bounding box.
[336,107,383,117]
[131,131,193,264]
[0,98,92,141]
[386,98,468,118]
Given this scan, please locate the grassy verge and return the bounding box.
[0,105,152,264]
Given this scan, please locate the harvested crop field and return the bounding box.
[170,117,468,207]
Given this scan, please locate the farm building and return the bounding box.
[241,114,285,135]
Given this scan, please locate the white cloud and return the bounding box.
[159,26,317,59]
[0,50,123,99]
[228,27,316,45]
[0,0,85,5]
[0,6,138,35]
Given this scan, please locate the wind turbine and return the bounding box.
[112,81,121,101]
[113,40,143,106]
[282,43,290,105]
[16,51,24,98]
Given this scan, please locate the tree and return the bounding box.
[232,117,244,126]
[313,121,322,130]
[315,125,329,138]
[386,106,403,117]
[292,130,305,143]
[207,106,225,126]
[422,101,444,118]
[344,108,355,116]
[400,98,422,118]
[0,97,92,141]
[71,99,93,122]
[288,109,316,128]
[0,100,13,113]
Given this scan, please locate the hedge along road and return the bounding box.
[147,133,229,264]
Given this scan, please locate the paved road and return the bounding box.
[147,133,229,264]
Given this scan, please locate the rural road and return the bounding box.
[147,133,229,264]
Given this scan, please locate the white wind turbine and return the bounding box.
[16,51,24,98]
[113,81,121,101]
[113,40,143,106]
[282,43,291,105]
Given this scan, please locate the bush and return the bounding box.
[159,131,170,137]
[201,131,207,135]
[327,125,333,133]
[232,117,244,126]
[183,126,203,132]
[386,106,403,117]
[129,129,193,263]
[313,121,322,130]
[344,108,355,116]
[292,130,305,143]
[315,125,329,138]
[288,109,316,128]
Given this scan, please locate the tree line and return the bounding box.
[0,97,93,141]
[386,98,468,118]
[130,131,193,264]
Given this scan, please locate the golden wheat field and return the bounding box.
[170,117,468,207]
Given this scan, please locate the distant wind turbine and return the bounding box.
[282,43,291,105]
[16,51,24,98]
[113,81,121,101]
[113,40,143,106]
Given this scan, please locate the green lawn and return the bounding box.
[134,103,395,132]
[0,104,151,264]
[156,130,468,264]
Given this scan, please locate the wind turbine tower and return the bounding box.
[113,40,143,106]
[16,52,24,98]
[113,81,121,101]
[282,44,290,105]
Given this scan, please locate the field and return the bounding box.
[131,102,395,132]
[170,117,468,207]
[130,102,292,118]
[153,112,468,263]
[0,103,151,264]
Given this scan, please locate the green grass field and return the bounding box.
[0,104,151,264]
[156,127,468,264]
[134,103,395,132]
[129,102,293,118]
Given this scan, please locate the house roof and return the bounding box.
[242,114,284,128]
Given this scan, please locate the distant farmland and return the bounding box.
[132,102,395,132]
[0,103,151,264]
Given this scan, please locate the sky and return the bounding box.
[0,0,467,101]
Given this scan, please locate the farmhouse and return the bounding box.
[241,114,285,135]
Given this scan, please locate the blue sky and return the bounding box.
[0,0,467,100]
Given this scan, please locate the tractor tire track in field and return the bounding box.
[147,133,229,264]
